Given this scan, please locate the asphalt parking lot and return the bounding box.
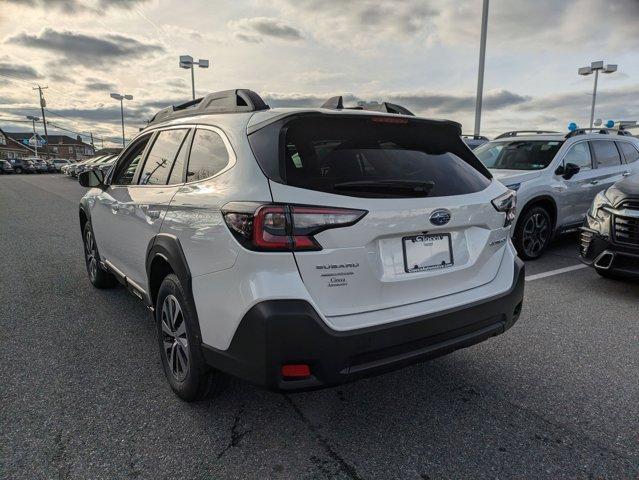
[1,174,638,480]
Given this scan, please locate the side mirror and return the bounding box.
[78,169,105,188]
[557,162,580,180]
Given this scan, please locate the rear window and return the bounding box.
[475,140,563,170]
[249,115,490,198]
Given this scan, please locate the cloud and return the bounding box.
[260,89,529,116]
[6,28,164,66]
[0,59,41,80]
[517,84,639,121]
[274,0,440,48]
[84,79,117,91]
[230,17,303,43]
[2,0,150,13]
[274,0,639,51]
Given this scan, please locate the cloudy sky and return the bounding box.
[0,0,637,146]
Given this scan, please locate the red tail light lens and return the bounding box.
[222,203,367,251]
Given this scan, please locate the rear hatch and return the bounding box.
[248,113,509,319]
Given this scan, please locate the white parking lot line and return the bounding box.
[525,263,589,282]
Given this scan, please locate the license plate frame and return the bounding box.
[402,233,454,273]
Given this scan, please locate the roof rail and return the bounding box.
[319,96,414,116]
[495,130,559,139]
[462,134,489,140]
[148,89,269,125]
[564,127,632,139]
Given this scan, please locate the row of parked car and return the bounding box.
[0,157,74,174]
[61,154,118,178]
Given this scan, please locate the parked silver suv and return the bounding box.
[475,129,639,259]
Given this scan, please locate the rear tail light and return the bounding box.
[222,202,367,251]
[491,190,517,227]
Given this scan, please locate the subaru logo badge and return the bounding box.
[429,209,451,226]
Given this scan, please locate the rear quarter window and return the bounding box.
[618,142,639,164]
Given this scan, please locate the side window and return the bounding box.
[186,129,230,182]
[167,130,192,185]
[111,135,151,185]
[618,142,639,164]
[563,142,592,170]
[591,141,622,168]
[139,129,189,185]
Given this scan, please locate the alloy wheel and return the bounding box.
[522,212,549,257]
[161,294,189,382]
[84,229,98,282]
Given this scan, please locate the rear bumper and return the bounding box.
[579,227,639,278]
[202,257,525,391]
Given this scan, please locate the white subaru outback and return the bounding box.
[78,89,523,401]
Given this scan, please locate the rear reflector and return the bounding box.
[281,364,311,379]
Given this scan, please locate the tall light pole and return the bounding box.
[110,93,133,147]
[179,55,209,100]
[26,115,40,158]
[474,0,489,137]
[578,61,617,128]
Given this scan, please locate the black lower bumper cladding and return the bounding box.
[202,258,525,391]
[579,226,639,278]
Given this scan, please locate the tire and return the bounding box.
[513,206,552,260]
[156,274,225,401]
[82,222,117,288]
[15,167,23,174]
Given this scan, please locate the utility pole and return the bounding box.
[474,0,489,137]
[90,132,95,151]
[33,85,49,156]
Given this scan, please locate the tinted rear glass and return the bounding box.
[249,115,490,198]
[618,142,639,164]
[475,140,563,170]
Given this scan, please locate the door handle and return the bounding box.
[590,180,599,185]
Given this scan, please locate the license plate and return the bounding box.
[403,233,453,273]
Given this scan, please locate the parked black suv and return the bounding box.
[9,158,37,173]
[580,172,639,279]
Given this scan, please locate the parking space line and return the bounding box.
[525,264,588,282]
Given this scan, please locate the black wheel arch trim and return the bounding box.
[145,234,205,346]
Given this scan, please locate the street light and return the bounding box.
[26,115,40,158]
[110,92,133,147]
[473,0,489,136]
[179,55,209,100]
[578,60,617,128]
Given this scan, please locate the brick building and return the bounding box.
[3,132,94,160]
[0,128,34,160]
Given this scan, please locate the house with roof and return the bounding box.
[3,132,95,160]
[0,128,34,160]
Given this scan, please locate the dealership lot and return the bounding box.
[1,175,637,479]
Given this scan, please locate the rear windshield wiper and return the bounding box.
[333,180,435,196]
